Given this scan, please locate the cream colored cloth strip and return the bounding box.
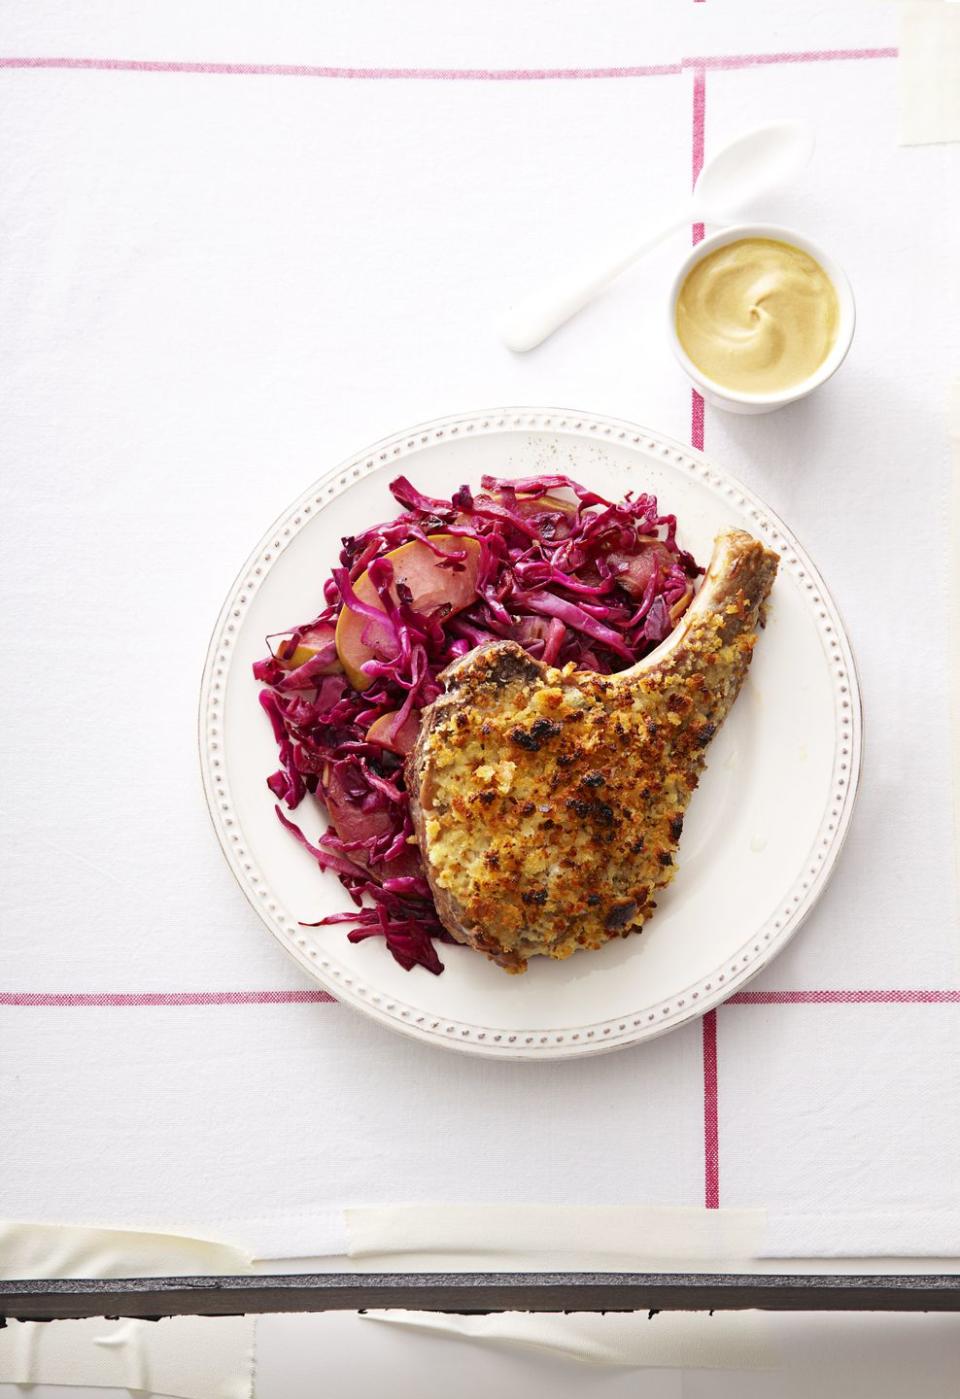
[0,1317,254,1399]
[343,1205,960,1272]
[345,1205,767,1269]
[0,1220,253,1278]
[361,1309,777,1370]
[899,2,960,144]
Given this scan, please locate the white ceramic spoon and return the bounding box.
[499,119,815,353]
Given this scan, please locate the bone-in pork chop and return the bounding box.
[406,529,779,972]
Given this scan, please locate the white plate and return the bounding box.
[200,408,861,1059]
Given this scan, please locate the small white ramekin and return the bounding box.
[667,223,856,415]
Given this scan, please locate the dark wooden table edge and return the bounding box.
[3,1272,960,1320]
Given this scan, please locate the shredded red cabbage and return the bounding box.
[254,474,701,974]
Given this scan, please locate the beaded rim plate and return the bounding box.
[200,409,861,1059]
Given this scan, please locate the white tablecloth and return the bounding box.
[2,0,959,1317]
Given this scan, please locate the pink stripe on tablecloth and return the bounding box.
[0,50,897,81]
[690,66,706,452]
[0,989,336,1006]
[693,47,898,71]
[702,1010,720,1208]
[691,67,706,201]
[0,56,681,80]
[5,988,957,1008]
[690,63,714,1206]
[728,989,960,1005]
[691,392,705,451]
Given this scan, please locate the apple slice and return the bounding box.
[277,621,341,672]
[336,534,481,690]
[461,491,576,532]
[323,764,394,848]
[321,762,421,877]
[367,708,420,756]
[608,542,675,600]
[505,490,576,519]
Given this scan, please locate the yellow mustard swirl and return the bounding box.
[675,237,839,394]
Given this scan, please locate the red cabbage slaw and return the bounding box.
[254,474,701,974]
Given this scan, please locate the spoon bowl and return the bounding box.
[695,120,816,222]
[499,120,815,354]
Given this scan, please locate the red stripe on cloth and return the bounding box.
[0,56,681,80]
[690,66,706,453]
[702,1010,720,1207]
[691,392,705,451]
[0,51,897,81]
[728,989,960,1005]
[0,990,336,1006]
[691,68,706,198]
[693,47,898,71]
[6,988,955,1008]
[690,61,715,1208]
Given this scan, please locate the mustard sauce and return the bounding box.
[676,237,839,394]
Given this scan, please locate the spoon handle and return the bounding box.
[499,210,690,353]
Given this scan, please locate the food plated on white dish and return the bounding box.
[410,528,777,974]
[200,410,860,1058]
